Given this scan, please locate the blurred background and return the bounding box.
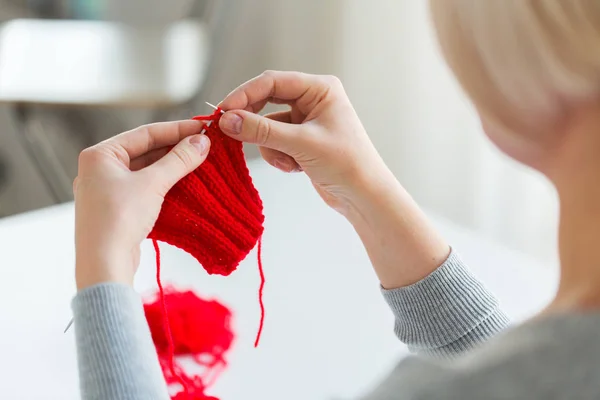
[0,0,559,266]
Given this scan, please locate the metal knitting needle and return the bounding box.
[205,102,223,112]
[64,318,73,333]
[200,102,224,134]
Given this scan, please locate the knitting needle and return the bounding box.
[200,102,224,135]
[205,102,223,112]
[64,318,73,333]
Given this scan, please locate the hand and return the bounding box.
[219,71,449,289]
[74,120,211,290]
[218,70,392,214]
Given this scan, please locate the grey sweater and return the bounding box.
[72,250,600,399]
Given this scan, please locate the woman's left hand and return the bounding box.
[74,120,211,290]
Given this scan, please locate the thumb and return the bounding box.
[219,110,301,153]
[145,134,211,191]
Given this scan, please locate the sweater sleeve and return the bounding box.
[382,249,510,358]
[72,283,170,400]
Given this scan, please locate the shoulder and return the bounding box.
[361,313,600,400]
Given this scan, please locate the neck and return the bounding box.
[551,107,600,312]
[555,186,600,311]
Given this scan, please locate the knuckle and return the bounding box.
[324,74,343,89]
[324,74,341,84]
[171,146,195,169]
[261,70,278,93]
[78,146,101,167]
[255,118,272,146]
[261,69,277,78]
[139,124,153,142]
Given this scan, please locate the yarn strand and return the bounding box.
[254,237,265,347]
[153,239,189,396]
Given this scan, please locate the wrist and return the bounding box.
[76,268,133,291]
[75,247,137,290]
[341,161,406,223]
[341,164,450,289]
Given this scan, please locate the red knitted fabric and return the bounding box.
[149,109,264,276]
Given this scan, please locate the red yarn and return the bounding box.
[145,109,268,398]
[254,237,265,347]
[152,239,188,396]
[146,240,235,399]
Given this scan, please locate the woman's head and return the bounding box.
[429,0,600,172]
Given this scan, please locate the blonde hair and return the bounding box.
[429,0,600,132]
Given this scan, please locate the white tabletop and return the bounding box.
[0,159,558,400]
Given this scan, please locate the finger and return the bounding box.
[259,111,301,172]
[219,109,305,153]
[219,70,340,116]
[142,134,211,192]
[129,147,171,171]
[101,119,205,166]
[265,110,292,123]
[259,147,301,173]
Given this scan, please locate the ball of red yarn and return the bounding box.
[172,393,219,400]
[149,109,265,276]
[144,288,234,362]
[144,287,235,399]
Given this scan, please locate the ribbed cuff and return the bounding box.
[72,282,143,332]
[72,283,169,400]
[382,250,506,352]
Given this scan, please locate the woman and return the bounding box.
[72,1,600,398]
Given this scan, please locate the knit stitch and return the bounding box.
[149,109,265,276]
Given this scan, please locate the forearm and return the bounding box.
[344,166,450,290]
[345,167,510,357]
[72,283,170,400]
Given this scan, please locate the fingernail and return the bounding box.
[273,158,291,172]
[190,134,209,154]
[220,113,243,134]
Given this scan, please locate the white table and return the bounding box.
[0,159,558,400]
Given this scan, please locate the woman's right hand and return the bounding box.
[218,70,391,215]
